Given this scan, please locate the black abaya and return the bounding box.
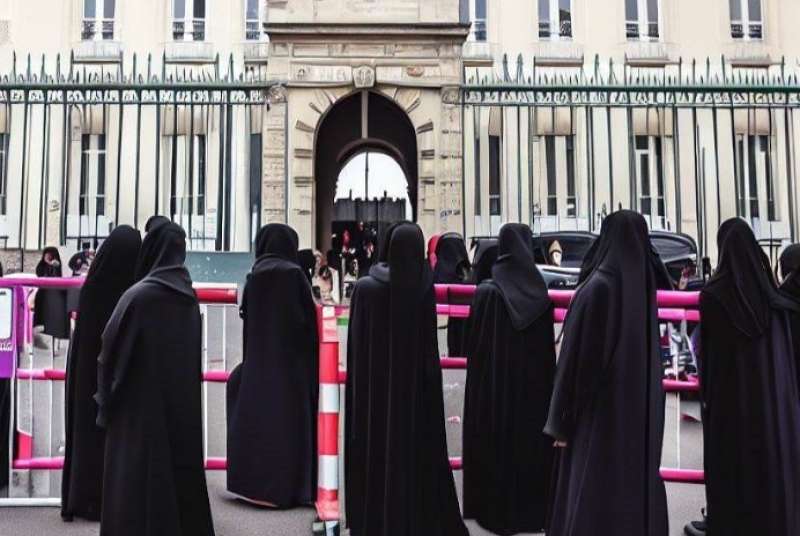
[61,226,141,521]
[226,224,318,507]
[702,219,800,536]
[545,210,668,536]
[34,247,70,339]
[462,223,555,535]
[345,222,467,536]
[433,233,471,357]
[96,221,214,536]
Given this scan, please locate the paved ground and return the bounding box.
[0,310,706,535]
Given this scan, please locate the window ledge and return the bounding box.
[462,41,500,66]
[164,41,216,64]
[72,40,123,63]
[242,41,270,63]
[531,40,584,66]
[724,41,774,67]
[624,41,677,66]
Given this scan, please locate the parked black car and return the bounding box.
[470,229,701,290]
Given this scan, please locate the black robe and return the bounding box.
[345,222,467,536]
[226,224,318,506]
[434,233,472,357]
[545,210,668,536]
[33,247,70,339]
[463,223,555,535]
[96,221,214,536]
[61,226,141,521]
[701,219,800,535]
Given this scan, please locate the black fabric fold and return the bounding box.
[96,220,214,536]
[491,223,550,331]
[226,223,318,507]
[701,219,800,535]
[61,225,141,522]
[345,222,467,536]
[545,210,668,536]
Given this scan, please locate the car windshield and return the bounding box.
[540,236,595,268]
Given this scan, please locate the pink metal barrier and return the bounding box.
[434,283,705,486]
[1,277,239,506]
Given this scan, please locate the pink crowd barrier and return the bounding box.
[435,284,702,310]
[6,279,239,485]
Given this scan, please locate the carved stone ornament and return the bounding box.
[442,86,461,105]
[406,65,425,78]
[353,65,376,89]
[266,84,287,104]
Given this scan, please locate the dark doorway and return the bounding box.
[314,91,418,252]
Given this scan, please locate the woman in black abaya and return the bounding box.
[96,220,214,536]
[34,247,70,340]
[462,223,555,535]
[345,222,467,536]
[701,219,800,536]
[226,224,318,507]
[433,232,472,357]
[61,225,141,522]
[545,210,668,536]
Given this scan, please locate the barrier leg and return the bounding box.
[315,305,341,529]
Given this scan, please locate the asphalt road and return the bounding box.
[0,309,706,535]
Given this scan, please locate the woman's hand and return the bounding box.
[553,440,568,448]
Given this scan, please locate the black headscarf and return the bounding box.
[144,215,170,233]
[134,220,194,299]
[470,241,499,285]
[298,249,315,282]
[61,225,141,520]
[704,218,793,338]
[376,221,405,264]
[37,247,62,277]
[779,243,800,281]
[578,220,673,290]
[433,233,471,284]
[254,223,299,264]
[86,226,142,292]
[388,223,433,299]
[491,224,550,330]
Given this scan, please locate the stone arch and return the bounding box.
[312,89,421,251]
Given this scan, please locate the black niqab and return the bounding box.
[780,243,800,281]
[255,223,299,263]
[433,233,471,357]
[34,247,70,339]
[96,221,214,536]
[704,218,786,338]
[227,223,318,507]
[61,225,141,521]
[133,221,194,299]
[298,249,315,282]
[345,222,467,536]
[469,242,499,285]
[545,210,668,536]
[433,233,471,284]
[462,223,555,534]
[700,219,800,536]
[492,223,550,330]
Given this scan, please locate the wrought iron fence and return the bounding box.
[0,52,280,253]
[457,54,800,260]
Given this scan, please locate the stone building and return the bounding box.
[0,0,799,261]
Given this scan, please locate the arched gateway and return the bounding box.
[259,7,469,251]
[314,91,418,251]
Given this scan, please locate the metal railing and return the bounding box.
[0,276,238,506]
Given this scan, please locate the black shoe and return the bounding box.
[684,520,706,535]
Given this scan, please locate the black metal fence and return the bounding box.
[0,52,277,253]
[458,55,800,259]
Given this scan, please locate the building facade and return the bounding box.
[0,0,799,260]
